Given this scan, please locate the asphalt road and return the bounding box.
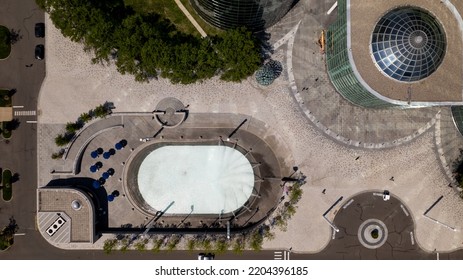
[0,0,44,252]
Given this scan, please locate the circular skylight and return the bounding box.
[71,200,82,211]
[371,7,446,82]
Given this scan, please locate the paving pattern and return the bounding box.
[35,0,463,254]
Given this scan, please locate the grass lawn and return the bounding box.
[2,169,12,201]
[0,89,12,107]
[0,25,11,59]
[125,0,200,36]
[178,0,223,36]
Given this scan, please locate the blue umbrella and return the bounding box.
[92,180,100,189]
[120,139,127,147]
[91,150,98,159]
[90,165,97,173]
[107,194,115,202]
[115,142,123,150]
[102,172,109,179]
[99,177,106,185]
[103,152,110,159]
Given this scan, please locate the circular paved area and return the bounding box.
[319,191,423,259]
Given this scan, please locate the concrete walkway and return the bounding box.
[174,0,207,38]
[36,0,463,254]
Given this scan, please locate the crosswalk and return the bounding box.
[274,251,290,260]
[14,110,36,116]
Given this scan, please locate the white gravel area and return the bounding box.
[38,14,463,253]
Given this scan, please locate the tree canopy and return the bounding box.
[36,0,262,84]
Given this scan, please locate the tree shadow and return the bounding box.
[4,119,20,131]
[8,89,16,97]
[9,29,22,45]
[254,30,273,61]
[11,173,19,183]
[46,177,109,229]
[2,217,19,235]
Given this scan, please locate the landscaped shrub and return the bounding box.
[0,25,11,59]
[103,239,118,254]
[51,149,65,159]
[54,134,70,146]
[65,122,82,133]
[2,169,12,201]
[79,112,92,123]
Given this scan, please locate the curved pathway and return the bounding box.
[281,0,441,148]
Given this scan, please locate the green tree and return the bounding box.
[274,215,287,232]
[186,239,196,251]
[151,237,163,252]
[79,112,92,123]
[248,231,263,251]
[216,27,262,81]
[119,238,130,252]
[54,134,69,146]
[232,237,245,254]
[65,122,81,134]
[200,238,212,251]
[37,0,263,84]
[134,239,148,251]
[214,238,228,254]
[0,218,18,251]
[289,183,303,205]
[51,150,65,159]
[93,104,109,118]
[103,239,118,254]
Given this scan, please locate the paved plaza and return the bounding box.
[35,0,463,255]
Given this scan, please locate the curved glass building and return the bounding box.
[190,0,297,31]
[371,7,446,82]
[325,0,459,108]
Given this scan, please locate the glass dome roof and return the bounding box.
[371,7,446,82]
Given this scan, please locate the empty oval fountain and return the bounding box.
[125,144,255,215]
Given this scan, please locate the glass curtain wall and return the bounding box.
[326,0,395,108]
[190,0,297,31]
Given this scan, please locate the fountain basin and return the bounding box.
[128,144,255,215]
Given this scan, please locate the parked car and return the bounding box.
[35,23,45,38]
[35,44,44,60]
[198,253,214,260]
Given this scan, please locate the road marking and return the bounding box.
[26,120,37,123]
[274,251,290,260]
[437,252,439,260]
[12,105,24,109]
[274,251,283,260]
[343,199,354,209]
[332,229,336,239]
[410,231,415,245]
[14,110,36,116]
[400,204,409,216]
[373,192,383,197]
[327,1,338,15]
[14,233,26,236]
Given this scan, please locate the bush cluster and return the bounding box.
[52,104,111,158]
